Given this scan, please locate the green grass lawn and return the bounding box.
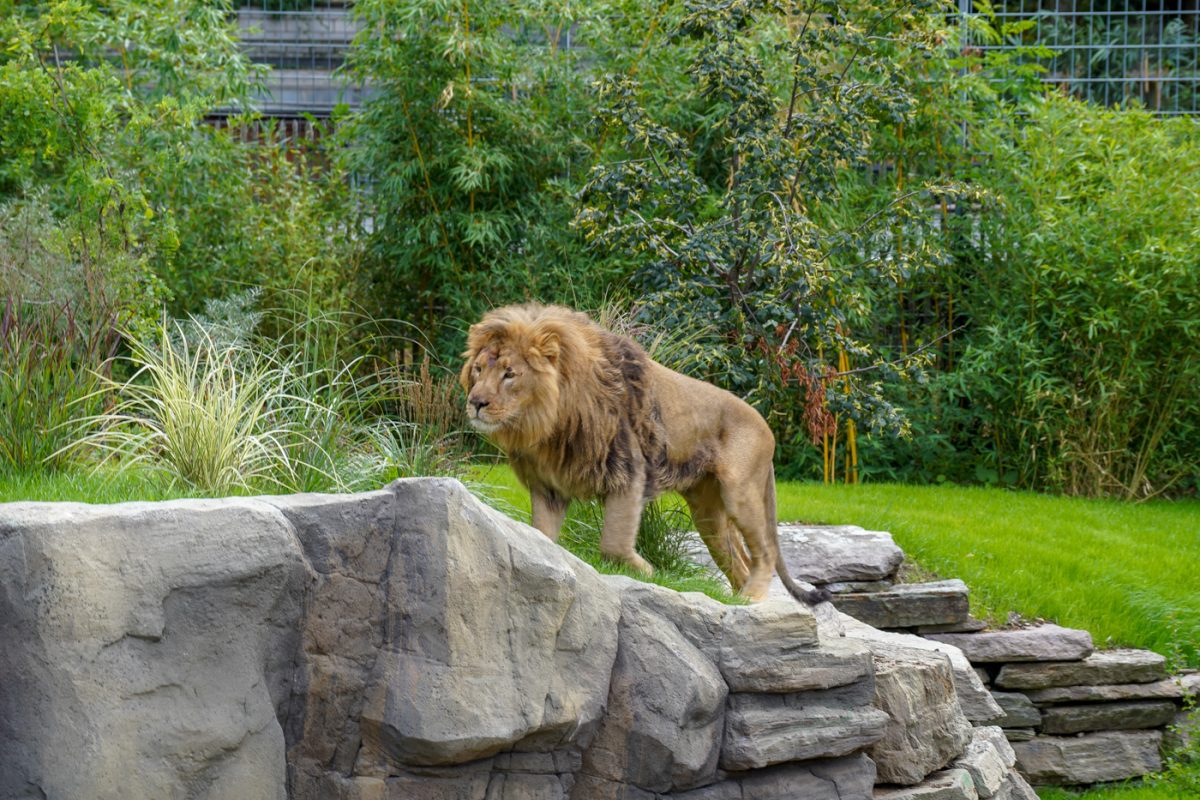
[772,482,1200,667]
[0,467,204,504]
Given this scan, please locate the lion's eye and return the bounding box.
[503,369,515,380]
[473,365,482,374]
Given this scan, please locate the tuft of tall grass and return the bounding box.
[66,318,310,494]
[63,288,477,495]
[0,297,118,472]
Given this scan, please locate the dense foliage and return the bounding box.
[342,0,630,360]
[1,0,1197,497]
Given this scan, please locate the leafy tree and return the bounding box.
[0,0,259,325]
[576,0,973,475]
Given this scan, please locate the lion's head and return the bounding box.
[460,304,601,449]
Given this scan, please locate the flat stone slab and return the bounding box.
[1040,700,1177,734]
[1012,730,1162,785]
[873,768,979,800]
[995,649,1167,690]
[990,692,1041,729]
[1003,729,1036,742]
[925,625,1093,663]
[683,524,904,587]
[1026,677,1186,704]
[777,524,905,584]
[720,684,889,770]
[833,580,970,630]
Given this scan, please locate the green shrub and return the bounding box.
[954,96,1200,497]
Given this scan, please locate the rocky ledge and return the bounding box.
[1,479,1031,800]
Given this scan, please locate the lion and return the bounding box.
[460,303,829,605]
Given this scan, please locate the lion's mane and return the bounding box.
[460,304,680,501]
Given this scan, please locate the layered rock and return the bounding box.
[832,580,971,630]
[268,480,623,795]
[842,619,975,785]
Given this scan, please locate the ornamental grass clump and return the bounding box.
[68,319,307,494]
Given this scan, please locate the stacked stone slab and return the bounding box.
[691,523,1196,789]
[1,479,1021,800]
[926,631,1195,786]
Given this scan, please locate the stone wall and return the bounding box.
[761,526,1198,788]
[0,479,1035,799]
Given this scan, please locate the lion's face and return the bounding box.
[462,344,551,435]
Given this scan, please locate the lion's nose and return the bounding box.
[470,398,489,412]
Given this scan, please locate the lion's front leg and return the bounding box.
[600,485,653,577]
[531,490,568,542]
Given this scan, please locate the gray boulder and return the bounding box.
[995,649,1167,690]
[606,576,866,695]
[951,727,1015,799]
[579,603,726,793]
[777,524,905,584]
[720,684,889,770]
[1012,730,1163,785]
[0,498,309,800]
[992,770,1038,800]
[843,623,974,785]
[844,616,1004,725]
[1039,700,1177,734]
[269,480,621,791]
[925,625,1093,664]
[735,754,877,800]
[833,580,971,630]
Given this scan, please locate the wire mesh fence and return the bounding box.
[236,0,363,117]
[230,1,1200,118]
[963,1,1200,114]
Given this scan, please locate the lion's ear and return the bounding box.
[528,326,561,367]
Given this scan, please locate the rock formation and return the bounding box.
[3,478,1177,798]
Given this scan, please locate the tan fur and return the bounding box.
[460,303,828,605]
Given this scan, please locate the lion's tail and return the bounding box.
[767,466,832,607]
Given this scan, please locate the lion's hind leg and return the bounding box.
[684,478,751,592]
[713,446,778,603]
